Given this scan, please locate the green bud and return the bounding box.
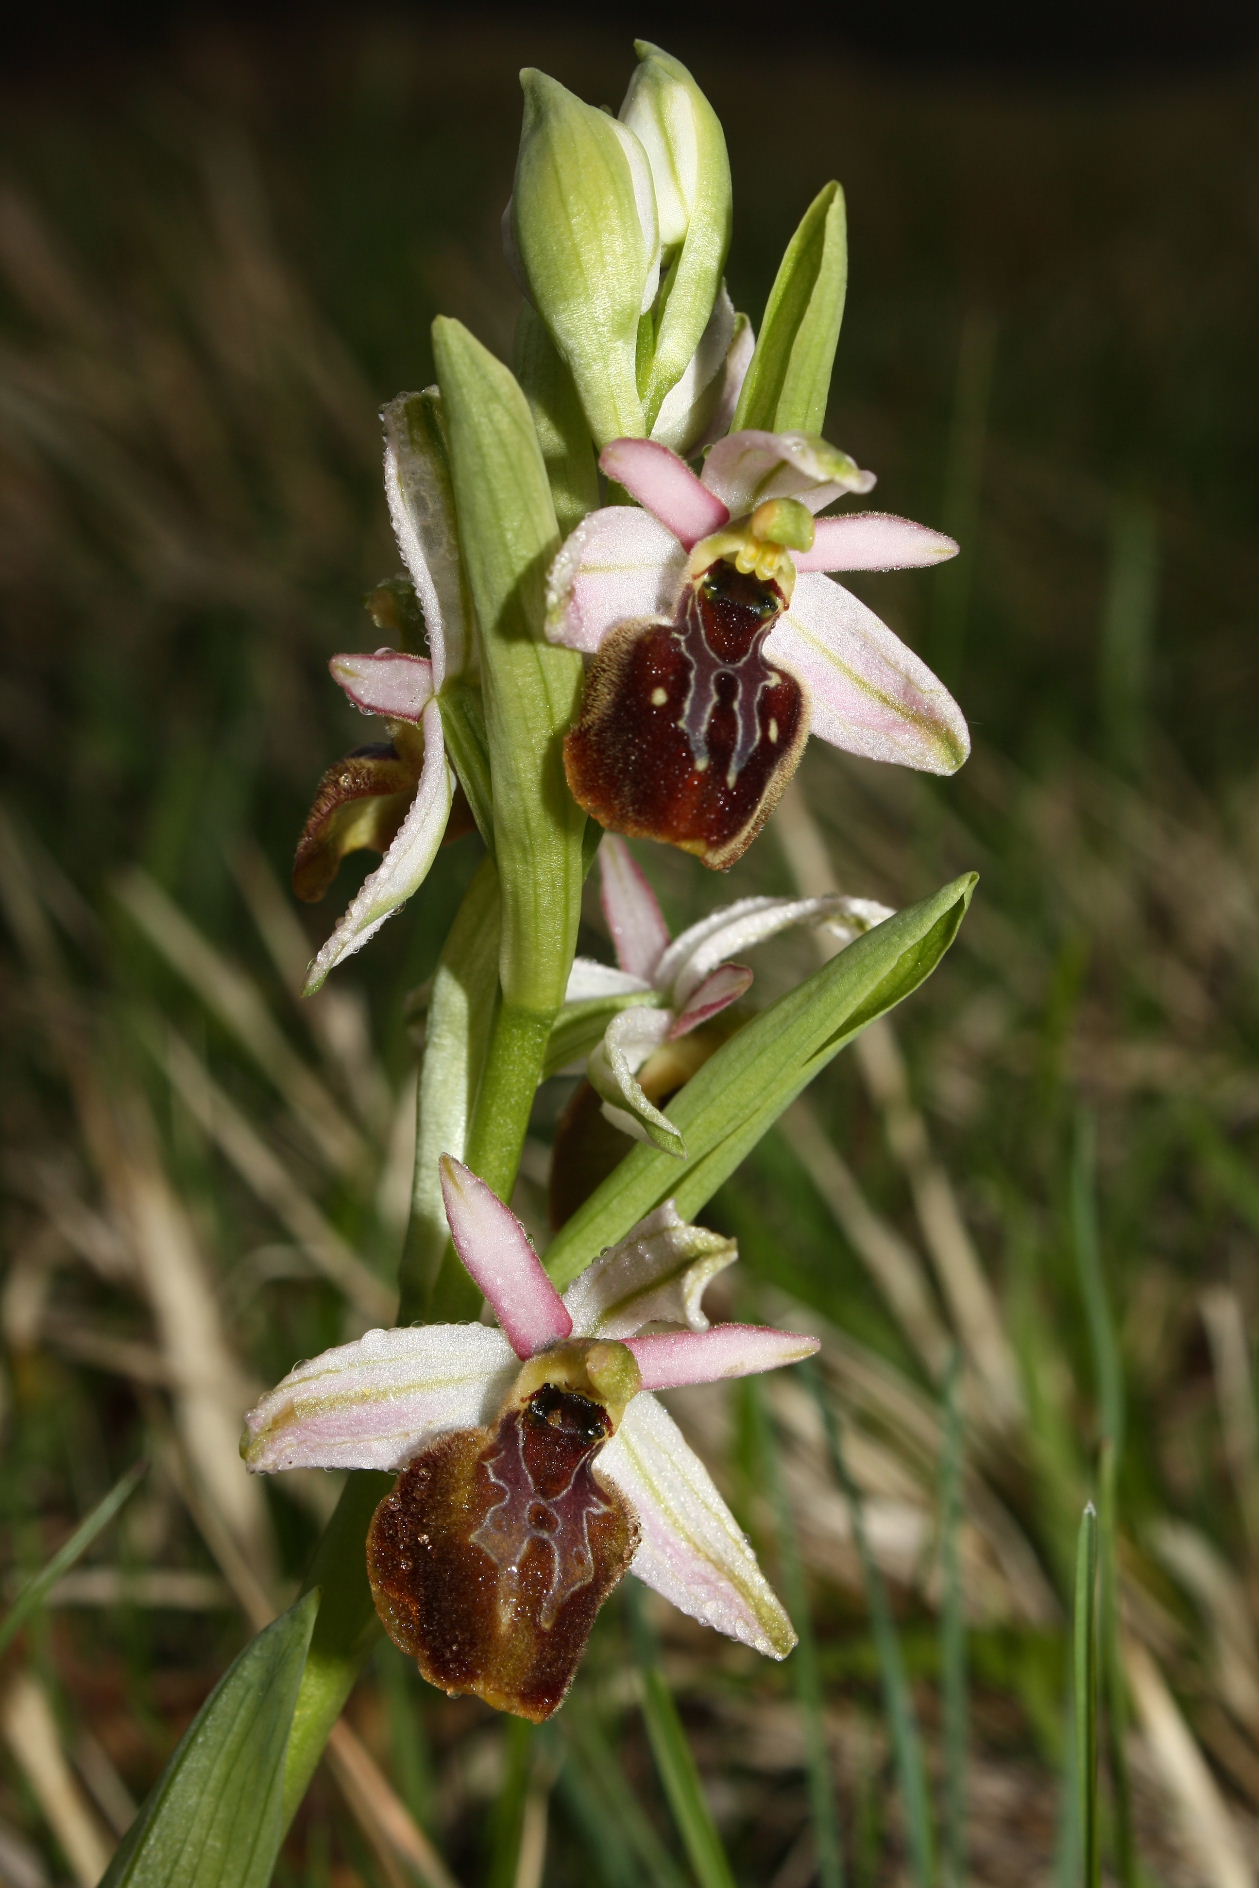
[511,69,656,446]
[620,42,732,429]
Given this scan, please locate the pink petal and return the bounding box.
[599,438,730,549]
[669,962,752,1035]
[703,431,876,519]
[303,696,452,993]
[625,1324,820,1389]
[795,512,959,573]
[768,572,970,775]
[545,506,686,655]
[598,1392,796,1656]
[598,836,671,981]
[241,1323,516,1474]
[439,1157,572,1358]
[330,649,435,723]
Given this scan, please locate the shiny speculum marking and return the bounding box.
[367,1386,638,1721]
[565,559,809,870]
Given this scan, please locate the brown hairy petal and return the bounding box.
[292,742,417,902]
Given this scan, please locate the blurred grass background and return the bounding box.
[1,12,1255,1886]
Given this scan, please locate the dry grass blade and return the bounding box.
[157,1024,393,1321]
[327,1720,463,1888]
[773,780,1022,1424]
[1124,1640,1254,1888]
[0,1674,112,1888]
[114,869,367,1174]
[786,1097,952,1380]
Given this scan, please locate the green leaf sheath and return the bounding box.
[432,317,586,1023]
[732,182,847,436]
[101,1590,319,1887]
[545,874,976,1284]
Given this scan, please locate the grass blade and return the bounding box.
[1073,1503,1101,1888]
[806,1364,934,1887]
[0,1461,146,1659]
[938,1353,968,1888]
[747,1380,846,1888]
[629,1588,737,1888]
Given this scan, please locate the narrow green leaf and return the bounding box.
[629,1589,738,1888]
[808,1365,935,1887]
[1070,1111,1124,1457]
[546,874,975,1284]
[1073,1502,1101,1888]
[938,1353,969,1888]
[102,1590,319,1888]
[559,1709,690,1888]
[732,182,847,436]
[433,317,586,1019]
[487,1720,537,1888]
[1098,1443,1138,1887]
[0,1461,145,1658]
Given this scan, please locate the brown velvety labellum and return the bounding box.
[367,1386,638,1722]
[564,559,809,870]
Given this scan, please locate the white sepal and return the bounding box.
[241,1323,516,1474]
[599,1392,797,1657]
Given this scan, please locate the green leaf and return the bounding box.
[0,1461,145,1659]
[545,873,975,1284]
[433,317,586,1018]
[732,182,847,436]
[101,1590,319,1888]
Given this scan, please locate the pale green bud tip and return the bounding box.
[751,497,815,552]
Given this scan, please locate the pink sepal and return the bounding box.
[439,1157,572,1359]
[598,836,671,982]
[796,513,959,573]
[330,649,435,723]
[599,438,730,549]
[625,1324,820,1389]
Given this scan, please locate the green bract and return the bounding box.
[621,41,732,429]
[545,874,977,1283]
[511,70,656,445]
[733,181,849,436]
[433,319,586,1021]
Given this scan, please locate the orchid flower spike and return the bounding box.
[243,1156,819,1721]
[549,429,969,869]
[563,835,892,1155]
[295,393,470,994]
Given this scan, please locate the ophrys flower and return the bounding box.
[243,1157,818,1720]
